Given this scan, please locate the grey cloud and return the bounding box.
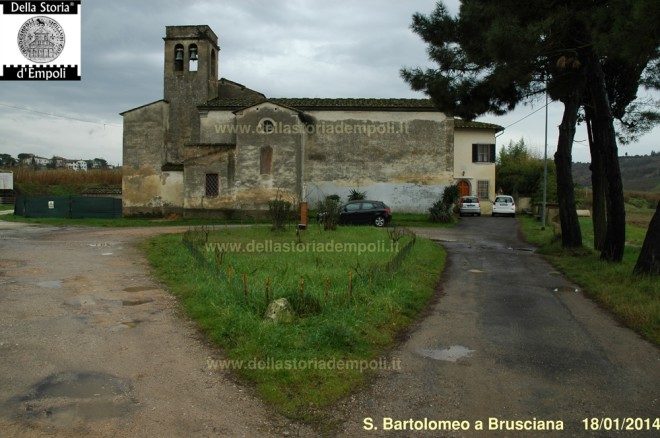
[0,0,656,164]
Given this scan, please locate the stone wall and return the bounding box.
[122,100,184,216]
[187,103,302,214]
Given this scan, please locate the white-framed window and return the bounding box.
[472,144,496,163]
[477,180,489,199]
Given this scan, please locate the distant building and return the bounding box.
[20,154,50,167]
[65,160,88,171]
[16,154,101,171]
[51,156,66,168]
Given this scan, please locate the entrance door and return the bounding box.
[457,180,471,197]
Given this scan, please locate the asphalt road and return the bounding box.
[339,216,659,437]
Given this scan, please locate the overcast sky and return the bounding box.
[0,0,657,165]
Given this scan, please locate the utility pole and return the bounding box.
[542,78,549,230]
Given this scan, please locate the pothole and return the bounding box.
[7,372,136,425]
[123,286,158,293]
[121,298,154,307]
[418,345,475,362]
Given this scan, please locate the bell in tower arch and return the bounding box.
[189,44,198,72]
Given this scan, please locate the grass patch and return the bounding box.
[392,212,456,228]
[0,204,13,211]
[519,216,659,344]
[143,226,445,423]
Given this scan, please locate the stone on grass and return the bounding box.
[264,298,295,324]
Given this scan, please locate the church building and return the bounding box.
[121,25,502,217]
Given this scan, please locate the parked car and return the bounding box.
[319,200,392,227]
[459,196,481,217]
[492,195,516,217]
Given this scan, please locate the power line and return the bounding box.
[495,102,550,137]
[0,102,121,128]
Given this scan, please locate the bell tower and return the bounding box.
[163,25,219,163]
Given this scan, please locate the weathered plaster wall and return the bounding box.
[122,101,184,216]
[199,110,236,144]
[231,103,302,209]
[303,111,454,212]
[183,146,232,210]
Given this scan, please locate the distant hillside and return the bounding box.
[573,154,660,192]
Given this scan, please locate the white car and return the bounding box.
[459,196,481,217]
[492,195,516,217]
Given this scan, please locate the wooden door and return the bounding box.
[457,180,470,197]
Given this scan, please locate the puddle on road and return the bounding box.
[123,286,158,293]
[121,298,154,307]
[418,345,475,362]
[27,372,129,399]
[552,286,580,293]
[101,253,114,256]
[7,372,135,425]
[37,280,62,289]
[468,269,484,274]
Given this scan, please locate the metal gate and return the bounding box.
[14,195,122,219]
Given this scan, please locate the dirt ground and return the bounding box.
[0,222,313,437]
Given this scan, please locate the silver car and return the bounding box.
[459,196,481,217]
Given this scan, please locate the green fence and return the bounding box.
[14,195,122,219]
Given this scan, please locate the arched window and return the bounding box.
[261,119,275,134]
[174,44,184,72]
[188,44,198,72]
[260,146,273,175]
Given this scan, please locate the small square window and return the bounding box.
[205,173,219,197]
